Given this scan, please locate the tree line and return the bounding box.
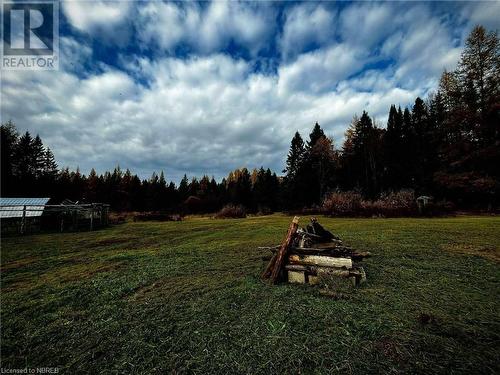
[0,123,281,212]
[285,25,499,209]
[1,26,498,212]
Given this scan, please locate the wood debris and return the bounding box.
[260,217,369,286]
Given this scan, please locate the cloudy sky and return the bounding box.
[2,1,499,182]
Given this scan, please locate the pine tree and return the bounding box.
[307,122,326,149]
[43,148,58,176]
[310,136,338,201]
[284,131,305,178]
[86,168,100,202]
[384,105,404,189]
[341,111,383,197]
[32,135,45,178]
[458,26,499,126]
[411,97,431,189]
[14,131,35,184]
[1,121,19,195]
[179,174,189,200]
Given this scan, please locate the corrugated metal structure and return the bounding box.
[0,198,110,235]
[0,197,51,218]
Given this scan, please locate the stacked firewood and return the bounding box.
[261,217,369,286]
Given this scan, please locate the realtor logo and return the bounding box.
[2,1,59,70]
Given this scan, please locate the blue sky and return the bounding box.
[2,1,499,183]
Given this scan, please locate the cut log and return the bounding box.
[262,216,300,282]
[284,264,359,276]
[288,254,353,269]
[291,246,353,257]
[291,247,370,261]
[265,246,370,261]
[288,271,306,284]
[270,216,300,283]
[261,253,277,279]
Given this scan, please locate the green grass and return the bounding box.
[1,215,499,374]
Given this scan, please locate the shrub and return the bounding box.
[375,189,417,217]
[322,191,362,216]
[214,204,247,219]
[109,212,129,224]
[323,189,418,217]
[256,206,272,216]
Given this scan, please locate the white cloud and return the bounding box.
[134,1,275,55]
[1,52,423,181]
[278,44,368,93]
[62,0,132,46]
[279,4,336,59]
[340,3,397,50]
[63,1,131,31]
[462,1,500,32]
[2,1,493,181]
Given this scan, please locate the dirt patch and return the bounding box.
[41,261,127,283]
[441,243,500,262]
[127,272,236,302]
[1,256,42,272]
[95,238,137,247]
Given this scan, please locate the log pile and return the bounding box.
[260,217,369,286]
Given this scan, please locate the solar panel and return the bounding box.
[0,197,51,218]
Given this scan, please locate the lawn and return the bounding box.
[1,215,499,374]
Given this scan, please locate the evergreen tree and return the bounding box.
[384,105,404,189]
[32,135,45,178]
[43,148,58,177]
[310,136,338,202]
[458,25,499,134]
[1,121,19,195]
[179,174,189,201]
[306,122,326,149]
[86,168,100,203]
[284,132,306,178]
[341,112,384,197]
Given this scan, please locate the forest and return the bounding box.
[1,26,499,213]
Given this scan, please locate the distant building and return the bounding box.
[0,197,109,235]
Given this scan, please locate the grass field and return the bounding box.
[1,215,499,374]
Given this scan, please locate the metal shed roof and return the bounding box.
[0,197,51,218]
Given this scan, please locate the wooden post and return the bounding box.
[262,216,300,283]
[20,205,26,234]
[90,205,94,231]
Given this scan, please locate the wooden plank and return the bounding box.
[263,216,300,283]
[288,254,352,269]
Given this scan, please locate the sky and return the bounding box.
[1,1,499,183]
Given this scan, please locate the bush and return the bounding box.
[214,204,247,219]
[323,190,418,217]
[322,191,362,216]
[374,189,416,217]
